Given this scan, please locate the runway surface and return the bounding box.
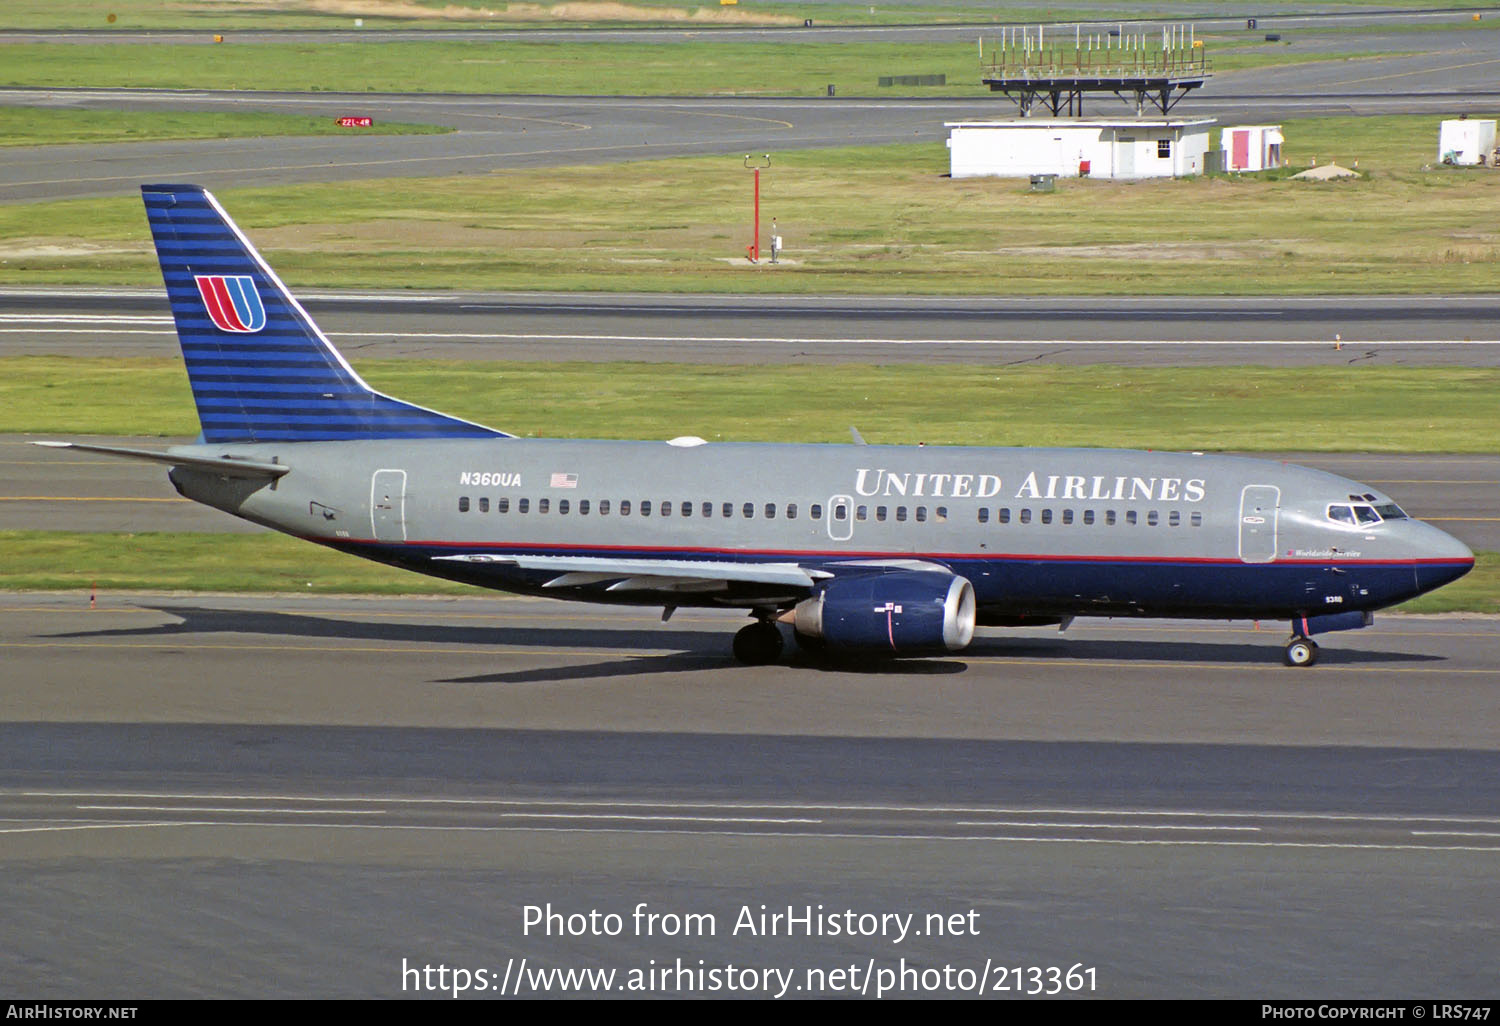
[3,591,1500,996]
[6,288,1500,365]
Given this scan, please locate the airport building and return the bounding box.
[945,118,1215,180]
[1438,118,1498,166]
[1220,124,1285,172]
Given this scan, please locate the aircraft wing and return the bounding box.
[32,441,289,479]
[432,553,833,593]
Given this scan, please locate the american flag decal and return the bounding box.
[550,472,578,489]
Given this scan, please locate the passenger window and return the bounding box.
[1083,510,1094,525]
[935,507,948,522]
[765,503,776,519]
[519,498,530,514]
[641,501,652,517]
[916,507,927,523]
[1061,509,1073,525]
[1019,509,1032,524]
[659,500,670,517]
[458,496,470,513]
[1041,509,1052,525]
[1106,510,1116,526]
[834,505,847,521]
[896,507,908,522]
[478,497,489,513]
[1125,510,1136,525]
[1147,510,1159,526]
[811,504,823,520]
[619,500,630,515]
[579,500,590,515]
[876,506,888,522]
[497,498,510,514]
[683,502,693,517]
[787,503,798,520]
[722,503,734,518]
[1168,510,1179,526]
[1191,511,1202,527]
[538,498,550,514]
[598,499,610,515]
[977,508,989,524]
[743,502,754,519]
[702,502,713,518]
[559,499,570,515]
[856,505,868,522]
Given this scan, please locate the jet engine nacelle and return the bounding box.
[789,571,976,654]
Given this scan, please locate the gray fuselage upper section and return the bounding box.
[166,437,1469,576]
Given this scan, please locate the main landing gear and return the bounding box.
[1284,636,1320,667]
[733,619,784,665]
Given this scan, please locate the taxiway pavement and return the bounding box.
[3,592,1500,996]
[6,288,1499,365]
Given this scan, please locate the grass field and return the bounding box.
[0,37,1436,97]
[4,117,1499,296]
[11,0,1494,31]
[6,357,1498,452]
[0,531,472,595]
[0,107,449,147]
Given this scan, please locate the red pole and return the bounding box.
[752,166,761,262]
[743,154,770,263]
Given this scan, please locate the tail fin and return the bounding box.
[141,184,508,443]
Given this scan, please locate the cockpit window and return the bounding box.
[1329,503,1392,526]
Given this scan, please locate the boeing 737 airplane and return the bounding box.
[40,184,1475,667]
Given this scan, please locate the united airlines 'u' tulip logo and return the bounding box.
[194,274,266,333]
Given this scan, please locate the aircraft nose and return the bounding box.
[1415,523,1474,592]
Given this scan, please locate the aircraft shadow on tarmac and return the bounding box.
[41,604,1443,684]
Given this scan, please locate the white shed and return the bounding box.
[1221,125,1284,172]
[1438,119,1497,166]
[945,119,1215,180]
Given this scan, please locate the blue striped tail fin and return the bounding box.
[141,183,509,443]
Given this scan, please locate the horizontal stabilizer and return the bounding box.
[32,441,290,479]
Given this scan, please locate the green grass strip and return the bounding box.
[0,530,471,595]
[5,358,1498,453]
[1,531,1490,612]
[10,0,1497,31]
[0,39,1419,97]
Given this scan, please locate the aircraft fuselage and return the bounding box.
[168,437,1473,623]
